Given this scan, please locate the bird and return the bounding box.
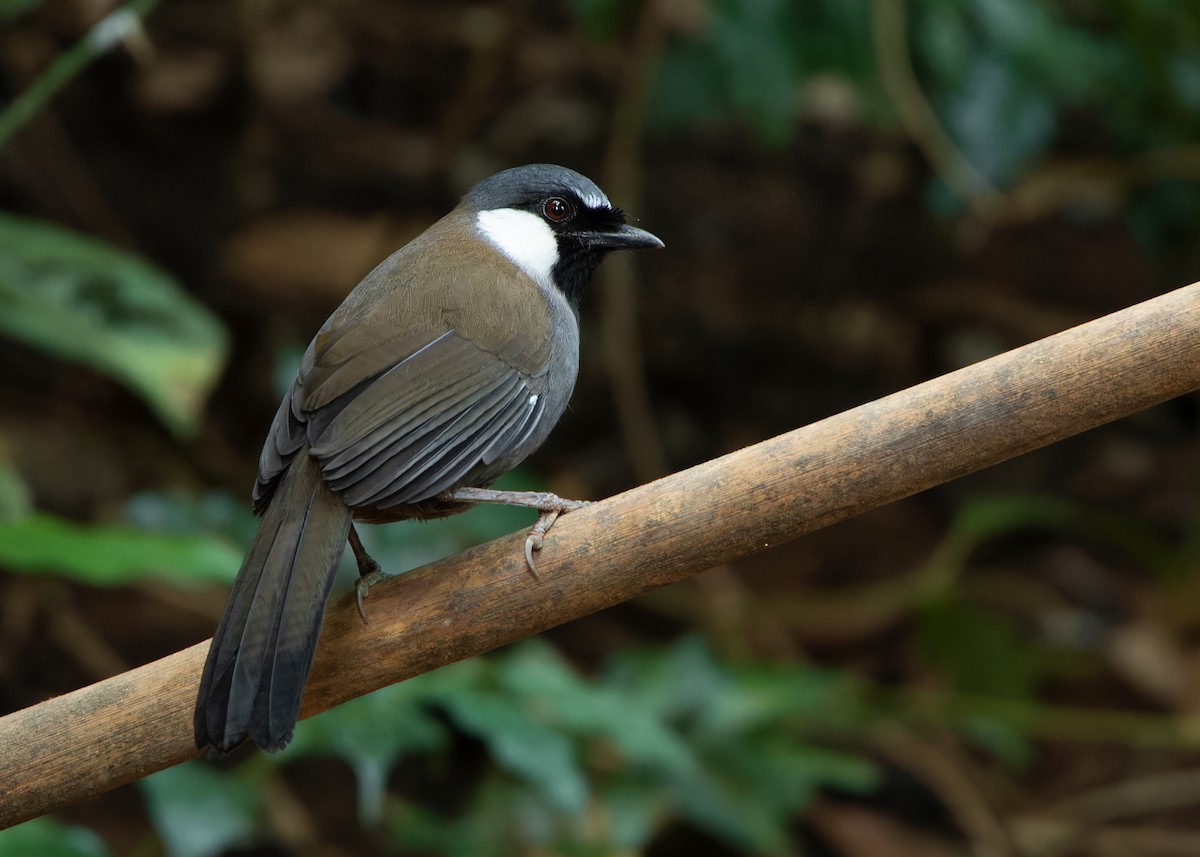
[194,164,663,754]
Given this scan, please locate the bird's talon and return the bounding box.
[524,536,540,578]
[355,571,387,624]
[355,579,370,625]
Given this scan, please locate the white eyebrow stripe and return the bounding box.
[580,190,610,209]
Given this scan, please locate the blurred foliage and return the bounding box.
[1,0,1199,854]
[914,492,1199,692]
[912,493,1199,748]
[650,0,844,146]
[0,214,227,436]
[640,0,1200,233]
[128,638,877,857]
[0,0,40,23]
[0,0,162,148]
[0,455,32,522]
[141,764,265,857]
[0,818,110,857]
[0,513,242,586]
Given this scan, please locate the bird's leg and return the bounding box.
[349,525,386,624]
[438,486,592,577]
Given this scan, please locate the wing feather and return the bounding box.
[251,241,560,517]
[258,327,549,516]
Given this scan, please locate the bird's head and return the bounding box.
[466,164,663,307]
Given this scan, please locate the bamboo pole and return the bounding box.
[2,282,1198,829]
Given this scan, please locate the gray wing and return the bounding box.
[254,329,550,514]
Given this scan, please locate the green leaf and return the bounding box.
[946,494,1181,577]
[669,763,791,853]
[442,687,589,813]
[0,817,109,857]
[941,51,1055,186]
[569,0,633,41]
[651,0,804,144]
[0,513,243,585]
[387,775,522,857]
[701,661,855,738]
[963,716,1034,769]
[917,599,1090,699]
[0,0,41,22]
[0,456,32,522]
[671,740,868,853]
[601,634,727,721]
[139,763,263,857]
[499,641,700,775]
[123,490,259,549]
[595,777,670,851]
[287,676,456,825]
[0,214,228,436]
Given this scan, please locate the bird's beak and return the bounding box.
[574,223,664,251]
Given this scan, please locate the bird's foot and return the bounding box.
[439,487,592,576]
[355,569,391,625]
[349,524,386,624]
[523,509,564,578]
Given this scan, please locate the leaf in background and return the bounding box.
[667,763,791,854]
[387,775,524,857]
[594,777,670,851]
[940,51,1055,187]
[498,640,699,775]
[962,716,1034,769]
[0,214,228,436]
[601,634,728,722]
[918,599,1091,699]
[0,817,109,857]
[651,0,804,144]
[0,0,41,22]
[650,40,727,133]
[947,494,1181,578]
[568,0,632,41]
[711,735,878,818]
[123,489,260,549]
[0,455,32,522]
[0,513,242,585]
[140,763,263,857]
[287,673,460,826]
[709,0,801,145]
[442,687,589,814]
[700,660,857,738]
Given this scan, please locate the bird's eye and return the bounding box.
[542,197,573,223]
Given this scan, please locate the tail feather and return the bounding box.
[195,452,351,753]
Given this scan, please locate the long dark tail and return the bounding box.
[195,452,351,753]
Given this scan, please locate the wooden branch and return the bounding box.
[3,282,1199,829]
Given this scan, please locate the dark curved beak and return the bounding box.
[574,223,664,251]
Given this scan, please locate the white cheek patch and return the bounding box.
[476,208,559,285]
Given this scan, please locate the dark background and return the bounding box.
[2,1,1200,855]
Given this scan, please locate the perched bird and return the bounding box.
[195,164,663,754]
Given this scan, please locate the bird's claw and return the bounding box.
[355,570,389,625]
[438,487,594,577]
[522,498,597,576]
[523,509,564,578]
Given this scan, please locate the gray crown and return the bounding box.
[465,164,612,212]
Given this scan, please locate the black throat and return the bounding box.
[547,203,627,310]
[551,243,607,311]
